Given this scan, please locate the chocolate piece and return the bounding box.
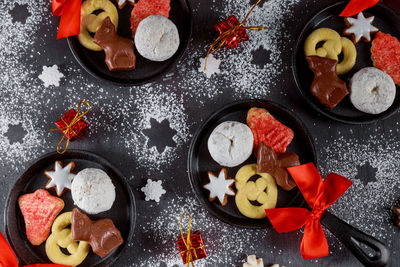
[256,142,300,191]
[306,56,349,109]
[71,208,123,258]
[93,17,136,71]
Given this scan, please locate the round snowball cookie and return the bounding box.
[208,121,254,167]
[71,168,116,214]
[350,67,396,114]
[134,15,180,62]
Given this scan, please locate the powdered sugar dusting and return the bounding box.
[320,132,400,249]
[136,194,277,267]
[2,0,396,266]
[122,89,190,169]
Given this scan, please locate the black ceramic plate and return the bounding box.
[293,2,400,124]
[187,100,317,228]
[68,0,192,85]
[4,150,136,266]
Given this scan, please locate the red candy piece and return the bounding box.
[55,108,88,142]
[340,0,379,17]
[246,107,294,153]
[177,230,206,264]
[130,0,171,36]
[371,32,400,85]
[214,15,249,49]
[18,189,64,245]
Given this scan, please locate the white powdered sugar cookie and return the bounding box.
[208,121,254,167]
[141,179,166,202]
[45,161,76,196]
[243,255,264,267]
[135,15,180,62]
[71,168,116,214]
[350,67,396,114]
[203,168,235,206]
[344,12,378,43]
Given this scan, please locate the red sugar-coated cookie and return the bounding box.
[130,0,171,36]
[18,189,64,245]
[371,32,400,85]
[246,107,294,153]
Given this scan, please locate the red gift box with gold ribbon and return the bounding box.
[54,108,88,142]
[177,230,206,264]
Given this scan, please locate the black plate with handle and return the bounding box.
[4,150,136,267]
[188,99,389,266]
[293,2,400,124]
[187,99,317,228]
[67,0,192,86]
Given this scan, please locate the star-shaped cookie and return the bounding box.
[115,0,135,9]
[344,12,378,43]
[203,168,235,206]
[45,161,76,196]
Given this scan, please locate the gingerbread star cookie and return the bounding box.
[203,168,235,206]
[45,161,76,196]
[344,12,378,43]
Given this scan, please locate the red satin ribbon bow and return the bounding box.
[340,0,379,17]
[52,0,81,39]
[0,232,70,267]
[265,163,352,259]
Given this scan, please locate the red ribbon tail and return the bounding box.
[301,220,329,259]
[287,163,325,208]
[323,173,352,206]
[0,232,18,267]
[265,208,310,233]
[54,0,81,39]
[339,0,379,17]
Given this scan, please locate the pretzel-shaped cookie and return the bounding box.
[304,28,356,75]
[45,212,90,266]
[78,0,119,51]
[235,164,278,219]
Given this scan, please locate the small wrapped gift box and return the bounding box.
[214,15,249,49]
[52,100,90,154]
[54,108,88,142]
[177,230,206,265]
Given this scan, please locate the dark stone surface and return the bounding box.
[1,0,399,266]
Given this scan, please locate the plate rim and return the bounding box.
[67,0,193,86]
[3,149,136,266]
[187,99,317,229]
[292,1,400,124]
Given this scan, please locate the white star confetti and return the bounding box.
[198,54,221,78]
[38,65,64,87]
[141,179,166,202]
[344,12,378,43]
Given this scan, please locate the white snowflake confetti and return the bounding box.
[141,179,166,202]
[198,54,221,78]
[38,65,64,87]
[243,255,264,267]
